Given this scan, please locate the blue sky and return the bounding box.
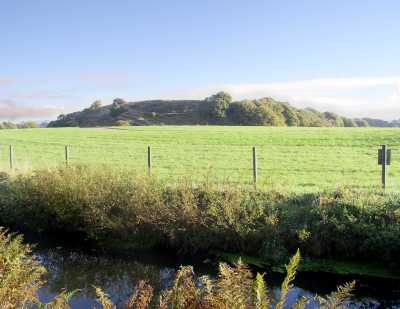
[1,0,400,120]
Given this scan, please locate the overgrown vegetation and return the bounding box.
[0,230,354,308]
[0,228,45,308]
[0,166,399,273]
[47,91,400,128]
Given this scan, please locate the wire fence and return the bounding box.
[0,142,397,191]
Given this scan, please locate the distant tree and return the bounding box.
[342,117,357,127]
[324,112,344,127]
[20,121,38,128]
[2,121,18,129]
[227,99,286,126]
[205,92,232,118]
[89,100,102,110]
[281,104,300,126]
[227,100,257,125]
[354,119,370,127]
[110,98,128,117]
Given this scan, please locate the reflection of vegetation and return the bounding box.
[40,249,162,301]
[0,230,355,308]
[215,251,400,280]
[95,250,355,309]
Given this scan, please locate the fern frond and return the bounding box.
[317,280,355,309]
[94,286,116,309]
[253,273,270,309]
[275,249,301,309]
[292,296,309,309]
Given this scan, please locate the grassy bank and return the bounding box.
[0,166,399,276]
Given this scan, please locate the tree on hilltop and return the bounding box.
[205,91,232,118]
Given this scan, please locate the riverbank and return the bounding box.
[0,166,399,279]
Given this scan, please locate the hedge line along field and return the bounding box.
[0,126,399,191]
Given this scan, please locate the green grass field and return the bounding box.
[0,126,399,191]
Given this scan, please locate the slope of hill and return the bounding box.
[47,92,399,128]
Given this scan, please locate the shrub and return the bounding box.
[115,120,131,126]
[0,228,45,308]
[0,167,399,268]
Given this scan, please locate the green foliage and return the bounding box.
[19,121,39,128]
[317,281,356,309]
[89,100,102,110]
[0,228,357,309]
[342,117,357,127]
[110,98,129,117]
[276,249,300,309]
[0,167,399,270]
[93,252,353,308]
[205,91,233,118]
[0,228,45,308]
[253,273,269,309]
[0,121,18,129]
[47,92,400,128]
[115,120,131,126]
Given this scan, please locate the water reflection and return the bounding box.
[36,248,400,309]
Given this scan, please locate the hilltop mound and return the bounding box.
[47,92,395,128]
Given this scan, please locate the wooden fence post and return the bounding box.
[252,146,257,187]
[65,145,69,167]
[381,145,387,188]
[148,146,151,176]
[378,144,392,189]
[9,145,13,170]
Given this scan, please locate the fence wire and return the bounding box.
[0,141,398,191]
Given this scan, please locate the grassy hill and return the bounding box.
[47,92,395,128]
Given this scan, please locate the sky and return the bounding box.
[1,0,400,121]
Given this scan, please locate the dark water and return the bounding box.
[35,247,400,309]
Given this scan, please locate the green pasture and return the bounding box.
[0,126,399,191]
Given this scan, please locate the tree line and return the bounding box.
[48,92,399,128]
[205,92,371,127]
[0,121,40,129]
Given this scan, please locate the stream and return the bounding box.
[34,246,400,309]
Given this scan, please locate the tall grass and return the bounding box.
[0,166,399,267]
[0,230,354,308]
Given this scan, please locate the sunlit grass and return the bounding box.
[0,126,399,191]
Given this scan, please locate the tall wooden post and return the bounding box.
[65,145,69,167]
[147,146,152,176]
[252,146,257,187]
[381,145,387,189]
[9,145,13,170]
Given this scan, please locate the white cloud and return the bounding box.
[0,99,64,120]
[163,76,400,120]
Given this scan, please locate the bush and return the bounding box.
[115,120,131,126]
[0,167,399,268]
[0,228,45,308]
